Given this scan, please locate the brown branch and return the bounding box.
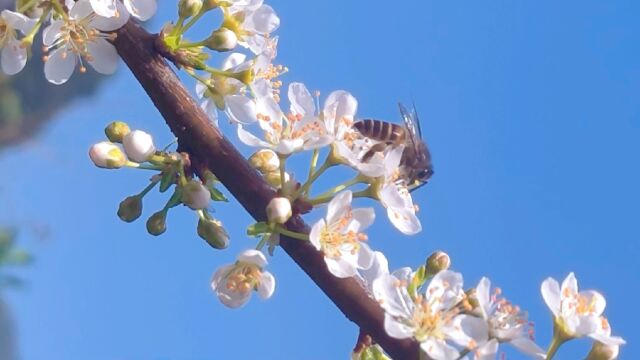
[113,21,421,360]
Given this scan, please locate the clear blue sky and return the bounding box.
[1,1,638,359]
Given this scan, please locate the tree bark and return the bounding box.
[113,21,421,360]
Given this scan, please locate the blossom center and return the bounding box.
[224,263,262,295]
[319,211,367,259]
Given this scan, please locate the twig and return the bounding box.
[113,21,421,360]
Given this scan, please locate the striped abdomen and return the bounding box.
[353,120,406,144]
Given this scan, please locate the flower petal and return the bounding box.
[44,46,77,85]
[89,0,117,18]
[42,21,64,47]
[541,277,561,317]
[89,1,130,31]
[383,312,414,339]
[288,82,315,116]
[509,337,546,359]
[86,38,118,74]
[309,219,325,251]
[325,256,358,278]
[1,39,27,75]
[422,338,459,360]
[226,95,259,124]
[475,277,491,318]
[245,4,279,34]
[351,208,375,231]
[257,271,275,299]
[238,249,268,267]
[237,125,271,148]
[475,339,499,360]
[327,190,352,225]
[386,206,422,235]
[124,0,157,21]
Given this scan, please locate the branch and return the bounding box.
[113,21,421,360]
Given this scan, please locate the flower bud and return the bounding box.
[179,0,202,18]
[264,171,285,188]
[146,211,167,236]
[425,251,450,277]
[266,197,292,224]
[586,342,620,360]
[89,142,127,169]
[201,0,220,11]
[122,130,156,163]
[104,121,131,143]
[182,180,211,210]
[205,27,238,52]
[117,196,143,223]
[197,217,230,249]
[249,149,280,173]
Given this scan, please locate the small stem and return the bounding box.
[50,0,68,19]
[296,156,333,198]
[275,225,309,241]
[313,176,364,200]
[255,233,270,250]
[308,149,319,180]
[308,186,372,206]
[177,39,208,49]
[18,0,39,12]
[125,161,163,170]
[546,335,566,360]
[138,177,161,197]
[278,154,287,192]
[181,11,205,33]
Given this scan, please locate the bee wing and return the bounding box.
[398,103,422,148]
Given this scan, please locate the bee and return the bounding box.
[353,103,433,190]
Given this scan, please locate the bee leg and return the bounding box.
[361,142,390,162]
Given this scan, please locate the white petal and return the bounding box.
[562,272,578,296]
[195,80,207,98]
[257,271,275,299]
[372,273,413,318]
[217,287,251,308]
[44,46,77,85]
[237,125,271,148]
[1,10,36,34]
[288,82,315,116]
[427,270,464,308]
[245,5,279,34]
[221,52,247,71]
[509,337,546,358]
[42,21,64,47]
[351,208,375,231]
[324,90,358,123]
[274,138,304,155]
[89,2,130,31]
[124,0,157,21]
[379,184,405,209]
[476,277,492,317]
[89,0,117,18]
[210,264,234,292]
[589,333,626,347]
[327,190,352,225]
[227,96,259,124]
[383,312,414,339]
[1,39,27,75]
[309,219,325,251]
[325,256,358,278]
[86,38,118,74]
[579,290,606,316]
[238,249,267,267]
[386,206,422,235]
[540,277,561,317]
[201,99,219,127]
[422,338,459,360]
[384,146,404,174]
[358,251,389,290]
[71,0,97,19]
[356,243,374,270]
[447,314,488,348]
[257,96,282,125]
[475,339,499,360]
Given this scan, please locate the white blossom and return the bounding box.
[0,10,37,75]
[541,272,624,346]
[266,197,292,224]
[309,190,375,278]
[373,270,488,360]
[210,249,275,308]
[43,0,129,84]
[473,277,545,359]
[236,82,332,155]
[223,0,280,54]
[182,180,211,210]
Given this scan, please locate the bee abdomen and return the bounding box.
[353,120,405,143]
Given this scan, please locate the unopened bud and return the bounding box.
[122,130,156,163]
[201,0,220,11]
[89,142,127,169]
[266,197,292,224]
[425,251,450,276]
[146,211,167,236]
[117,195,143,223]
[197,217,230,249]
[264,171,287,188]
[179,0,202,18]
[182,180,211,210]
[205,27,238,52]
[104,121,131,143]
[586,342,621,360]
[249,149,280,173]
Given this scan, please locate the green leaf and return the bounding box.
[159,167,177,193]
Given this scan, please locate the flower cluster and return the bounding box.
[89,121,230,249]
[1,0,158,83]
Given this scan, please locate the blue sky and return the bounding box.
[1,1,638,359]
